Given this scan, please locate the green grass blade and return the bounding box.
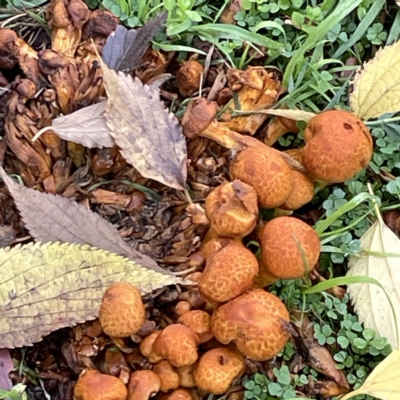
[190,23,284,50]
[387,9,400,45]
[282,0,363,88]
[153,42,207,56]
[315,192,374,236]
[332,0,386,59]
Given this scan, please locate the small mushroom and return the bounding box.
[260,216,320,280]
[127,370,161,400]
[205,180,258,238]
[74,370,128,400]
[176,365,195,388]
[211,289,290,360]
[230,146,293,209]
[139,331,163,363]
[176,58,204,97]
[302,109,373,182]
[153,324,199,368]
[198,241,259,303]
[193,348,245,394]
[280,170,314,210]
[178,310,213,343]
[153,360,180,392]
[162,389,194,400]
[99,282,145,338]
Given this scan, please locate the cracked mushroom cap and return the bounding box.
[140,331,163,363]
[205,180,259,238]
[74,370,128,400]
[193,348,245,394]
[260,216,320,280]
[230,146,293,209]
[127,370,161,400]
[302,109,373,182]
[178,310,213,343]
[153,360,180,392]
[153,324,199,368]
[198,241,259,303]
[162,389,194,400]
[211,289,290,360]
[281,170,314,210]
[99,282,145,338]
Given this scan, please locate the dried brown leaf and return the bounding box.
[0,241,182,348]
[102,12,167,73]
[45,101,114,148]
[0,167,166,273]
[101,63,187,190]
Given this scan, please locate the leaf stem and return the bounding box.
[366,115,400,126]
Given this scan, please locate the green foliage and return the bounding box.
[0,384,28,400]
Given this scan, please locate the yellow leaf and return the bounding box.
[340,348,400,400]
[347,217,400,349]
[350,40,400,119]
[0,241,182,348]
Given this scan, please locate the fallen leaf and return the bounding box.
[347,215,400,349]
[0,349,13,391]
[33,101,114,148]
[340,348,400,400]
[261,108,316,121]
[102,12,167,73]
[0,167,166,273]
[101,62,187,190]
[350,39,400,119]
[0,225,15,248]
[0,241,182,348]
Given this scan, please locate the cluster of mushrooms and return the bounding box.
[73,80,374,398]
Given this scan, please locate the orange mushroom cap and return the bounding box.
[205,180,259,238]
[178,310,213,343]
[193,348,245,394]
[99,282,145,338]
[153,324,199,368]
[230,146,293,209]
[211,289,290,360]
[153,360,180,392]
[198,241,259,303]
[260,216,320,280]
[302,109,373,182]
[74,370,128,400]
[127,370,160,400]
[139,331,163,363]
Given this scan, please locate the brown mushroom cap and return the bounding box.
[281,170,314,210]
[153,361,180,392]
[74,370,128,400]
[205,180,258,238]
[99,282,145,338]
[302,110,373,182]
[193,348,245,394]
[260,216,320,279]
[162,389,194,400]
[139,331,163,363]
[178,310,213,343]
[127,370,161,400]
[176,59,204,97]
[230,146,293,209]
[176,365,195,388]
[153,324,199,368]
[201,235,241,261]
[198,241,259,303]
[211,289,290,360]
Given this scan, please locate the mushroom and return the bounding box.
[229,146,293,208]
[139,331,163,363]
[153,360,180,392]
[201,235,241,261]
[99,282,145,338]
[74,369,128,400]
[301,109,373,182]
[198,241,259,303]
[193,348,245,394]
[152,324,199,367]
[205,180,259,238]
[211,289,290,360]
[260,216,321,280]
[127,370,161,400]
[177,310,213,343]
[162,389,194,400]
[176,58,204,97]
[264,115,300,146]
[280,170,314,210]
[176,365,195,388]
